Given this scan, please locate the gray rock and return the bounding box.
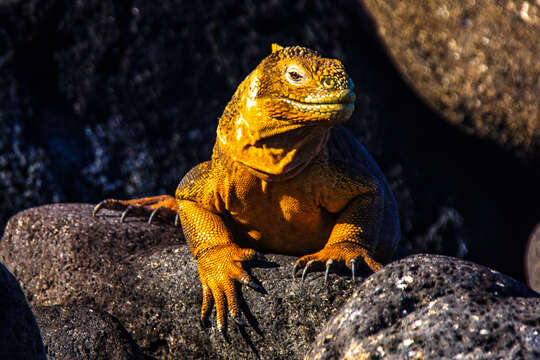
[0,261,46,359]
[34,305,153,360]
[307,254,540,359]
[526,223,540,293]
[1,203,360,359]
[361,0,540,158]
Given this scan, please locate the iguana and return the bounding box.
[93,44,400,334]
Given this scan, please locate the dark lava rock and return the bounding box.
[526,223,540,293]
[0,261,46,359]
[1,203,360,359]
[34,305,153,360]
[361,0,540,158]
[307,254,540,359]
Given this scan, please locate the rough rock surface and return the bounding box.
[361,0,540,158]
[1,203,360,359]
[0,261,46,359]
[307,255,540,359]
[0,0,538,283]
[35,305,153,360]
[526,223,540,293]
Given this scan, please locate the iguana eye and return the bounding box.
[289,71,301,80]
[285,66,307,85]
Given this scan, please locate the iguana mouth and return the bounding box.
[279,89,356,114]
[280,98,354,114]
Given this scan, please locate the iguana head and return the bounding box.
[216,44,356,181]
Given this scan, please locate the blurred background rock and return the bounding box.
[0,0,538,283]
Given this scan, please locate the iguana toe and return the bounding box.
[197,244,260,333]
[92,195,177,223]
[293,243,382,284]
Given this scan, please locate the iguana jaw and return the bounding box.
[267,89,356,125]
[279,98,354,115]
[281,88,356,106]
[276,92,355,123]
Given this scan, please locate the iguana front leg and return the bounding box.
[293,190,383,282]
[93,195,178,224]
[177,199,262,334]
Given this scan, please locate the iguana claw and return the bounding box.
[148,206,165,224]
[245,281,266,294]
[92,202,103,217]
[324,259,334,284]
[350,258,357,282]
[120,205,134,223]
[218,325,229,341]
[292,262,301,278]
[301,260,315,282]
[233,316,245,326]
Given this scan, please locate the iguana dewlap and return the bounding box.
[94,44,400,333]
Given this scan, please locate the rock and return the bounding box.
[307,254,540,359]
[34,305,153,360]
[526,223,540,293]
[361,0,540,159]
[1,203,360,359]
[0,261,46,359]
[0,203,182,306]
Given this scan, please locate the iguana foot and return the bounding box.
[197,244,265,333]
[292,242,382,283]
[93,195,178,224]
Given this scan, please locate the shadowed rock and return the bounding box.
[307,254,540,359]
[361,0,540,159]
[0,262,46,359]
[35,305,153,360]
[526,223,540,293]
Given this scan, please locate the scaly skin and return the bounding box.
[94,44,400,334]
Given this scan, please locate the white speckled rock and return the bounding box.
[307,254,540,359]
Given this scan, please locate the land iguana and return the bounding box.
[93,44,400,334]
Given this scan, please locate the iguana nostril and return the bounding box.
[322,77,335,89]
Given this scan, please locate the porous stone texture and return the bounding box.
[35,305,153,360]
[361,0,540,157]
[1,203,359,359]
[526,223,540,293]
[1,0,538,284]
[307,255,540,359]
[0,262,46,359]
